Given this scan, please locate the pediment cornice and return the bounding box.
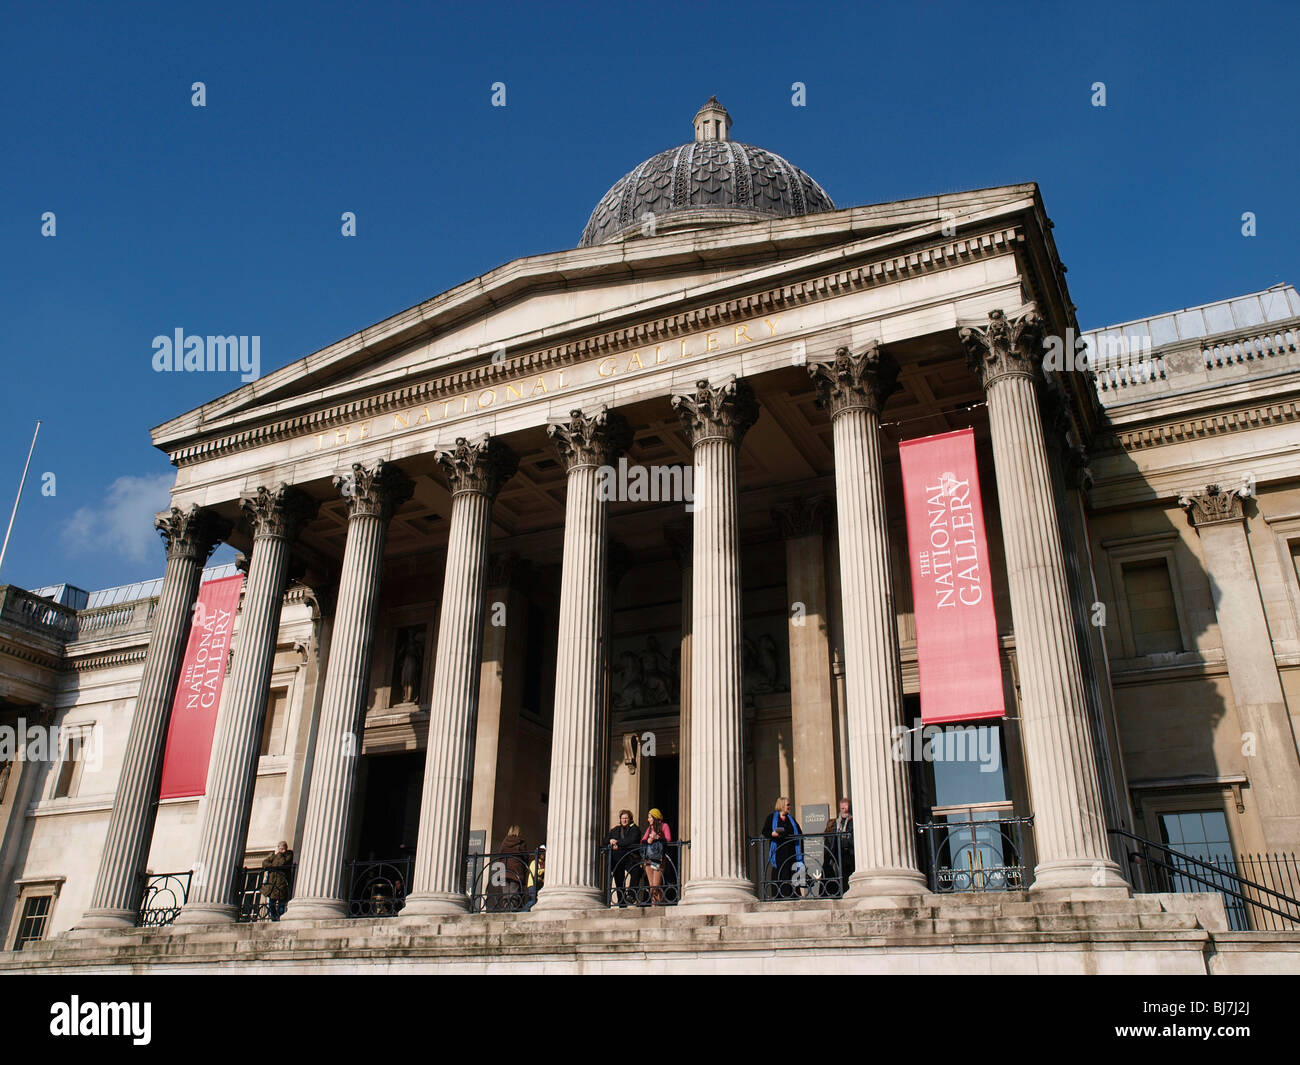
[159,216,1032,468]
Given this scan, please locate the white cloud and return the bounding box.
[62,473,174,563]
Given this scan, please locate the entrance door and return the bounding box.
[355,751,423,861]
[645,755,679,832]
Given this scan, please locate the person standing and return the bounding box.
[260,840,293,921]
[607,810,641,906]
[640,808,673,906]
[759,798,803,899]
[525,845,546,910]
[829,797,855,893]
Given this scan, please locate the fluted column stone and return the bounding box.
[78,506,230,928]
[809,344,926,897]
[534,408,632,909]
[178,485,318,923]
[405,436,517,915]
[286,462,412,919]
[960,308,1127,893]
[672,377,758,905]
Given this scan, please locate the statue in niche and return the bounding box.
[390,625,425,705]
[0,757,10,805]
[612,634,682,710]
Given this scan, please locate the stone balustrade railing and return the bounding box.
[1087,321,1300,403]
[0,585,159,644]
[0,585,79,640]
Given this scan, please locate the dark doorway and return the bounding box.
[355,752,423,861]
[646,754,679,833]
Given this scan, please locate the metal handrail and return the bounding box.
[1110,827,1300,929]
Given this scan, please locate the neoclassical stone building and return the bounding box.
[2,100,1298,972]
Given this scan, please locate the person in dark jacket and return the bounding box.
[494,826,529,911]
[825,797,855,895]
[260,840,293,921]
[759,798,803,899]
[607,810,641,906]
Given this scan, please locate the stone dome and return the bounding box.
[578,97,835,247]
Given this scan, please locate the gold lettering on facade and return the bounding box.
[306,317,780,453]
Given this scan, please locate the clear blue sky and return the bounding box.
[2,0,1296,593]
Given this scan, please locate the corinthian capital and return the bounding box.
[154,504,232,563]
[1179,484,1249,528]
[435,435,519,498]
[239,484,320,542]
[670,376,759,447]
[547,407,633,472]
[808,342,899,418]
[960,306,1047,390]
[334,460,414,520]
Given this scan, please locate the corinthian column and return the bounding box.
[960,308,1127,893]
[671,377,758,905]
[809,344,926,896]
[78,506,231,929]
[533,407,632,910]
[287,462,413,920]
[178,485,318,924]
[405,435,517,915]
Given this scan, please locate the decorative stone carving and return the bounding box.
[612,634,679,709]
[671,377,759,446]
[771,496,827,539]
[664,521,692,567]
[154,505,231,563]
[547,407,632,471]
[334,460,414,520]
[435,435,519,498]
[960,307,1047,389]
[1179,484,1249,527]
[239,484,319,541]
[622,733,639,775]
[808,343,900,417]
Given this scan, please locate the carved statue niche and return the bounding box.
[390,624,426,706]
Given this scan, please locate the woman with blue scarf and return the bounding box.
[760,797,803,898]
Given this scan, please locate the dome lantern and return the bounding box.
[693,96,732,143]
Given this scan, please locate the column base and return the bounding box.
[72,908,137,931]
[281,897,347,922]
[173,902,239,926]
[1029,857,1132,897]
[530,885,605,912]
[399,891,469,917]
[678,877,755,908]
[845,868,928,901]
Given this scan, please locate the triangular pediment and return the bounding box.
[151,184,1041,456]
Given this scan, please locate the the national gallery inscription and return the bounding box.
[311,317,783,453]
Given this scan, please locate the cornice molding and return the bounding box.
[1098,399,1300,453]
[164,226,1025,468]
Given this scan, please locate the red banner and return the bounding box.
[159,573,243,799]
[899,428,1004,724]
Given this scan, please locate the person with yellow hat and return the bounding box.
[640,807,673,905]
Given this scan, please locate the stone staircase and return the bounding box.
[6,891,1295,974]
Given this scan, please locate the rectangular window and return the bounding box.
[1290,540,1300,588]
[13,895,51,949]
[53,732,84,798]
[1122,559,1183,655]
[1158,808,1247,930]
[260,688,288,757]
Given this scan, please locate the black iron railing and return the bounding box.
[236,862,297,923]
[917,816,1033,894]
[345,857,413,917]
[747,832,851,901]
[137,871,191,926]
[466,850,542,912]
[601,840,688,907]
[1110,827,1300,931]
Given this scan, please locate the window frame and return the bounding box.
[1103,534,1193,661]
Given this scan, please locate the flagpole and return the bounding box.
[0,420,42,578]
